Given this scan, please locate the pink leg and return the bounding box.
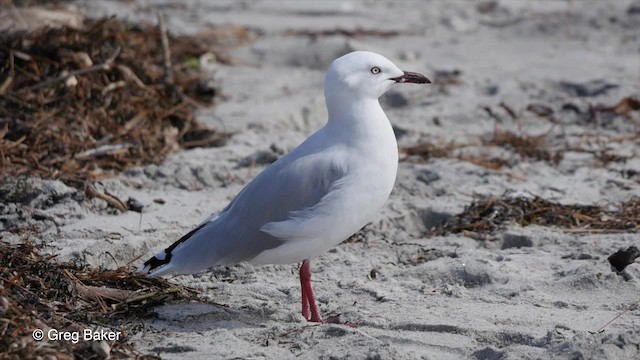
[299,259,323,323]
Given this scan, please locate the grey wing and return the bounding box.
[218,149,349,257]
[228,152,347,222]
[141,145,348,275]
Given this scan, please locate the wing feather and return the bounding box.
[141,128,351,274]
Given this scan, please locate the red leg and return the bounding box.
[300,265,310,320]
[299,259,323,323]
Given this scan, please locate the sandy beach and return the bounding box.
[2,0,639,359]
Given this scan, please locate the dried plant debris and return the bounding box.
[608,246,640,273]
[596,96,640,120]
[400,140,510,170]
[400,131,561,169]
[402,94,638,170]
[557,80,619,98]
[430,192,639,238]
[284,28,407,38]
[526,103,554,118]
[457,155,510,171]
[397,248,458,266]
[11,0,72,7]
[484,129,563,164]
[399,141,456,160]
[0,239,199,359]
[0,17,250,185]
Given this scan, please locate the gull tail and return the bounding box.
[138,222,208,277]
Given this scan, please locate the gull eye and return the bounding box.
[370,67,381,74]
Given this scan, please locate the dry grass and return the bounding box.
[401,97,639,171]
[0,238,200,359]
[430,192,640,238]
[0,17,253,186]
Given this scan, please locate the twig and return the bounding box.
[592,301,639,333]
[7,0,28,29]
[0,52,14,95]
[64,269,109,312]
[85,184,127,212]
[157,12,174,87]
[155,13,203,108]
[0,93,32,109]
[483,106,503,123]
[101,80,126,95]
[16,47,121,93]
[500,102,517,121]
[0,77,13,96]
[116,64,148,90]
[125,251,151,268]
[74,143,133,160]
[114,287,182,309]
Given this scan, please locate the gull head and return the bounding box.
[324,51,430,102]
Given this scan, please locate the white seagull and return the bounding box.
[140,51,430,323]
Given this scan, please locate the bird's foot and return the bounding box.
[305,314,357,328]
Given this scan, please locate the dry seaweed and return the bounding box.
[457,155,510,170]
[0,17,249,185]
[397,248,457,266]
[399,141,455,160]
[430,192,639,238]
[12,0,71,6]
[400,139,524,172]
[0,238,199,359]
[284,28,407,39]
[596,96,640,119]
[484,129,563,164]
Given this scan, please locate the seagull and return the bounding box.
[140,51,430,323]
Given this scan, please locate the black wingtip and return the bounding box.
[142,222,209,274]
[143,256,165,273]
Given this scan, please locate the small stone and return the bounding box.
[481,85,499,96]
[417,168,440,184]
[526,103,554,117]
[92,340,111,359]
[127,197,144,213]
[608,246,640,273]
[557,80,619,97]
[501,233,533,249]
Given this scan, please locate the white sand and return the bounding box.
[9,0,640,358]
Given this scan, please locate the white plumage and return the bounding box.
[140,51,430,322]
